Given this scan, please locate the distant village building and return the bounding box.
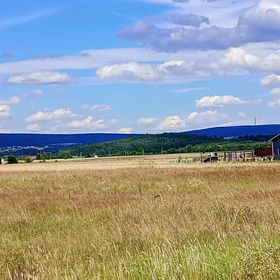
[0,157,7,164]
[270,134,280,160]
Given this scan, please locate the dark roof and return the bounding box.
[269,134,280,142]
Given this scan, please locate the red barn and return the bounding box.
[254,147,273,158]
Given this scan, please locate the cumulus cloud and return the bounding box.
[223,48,280,74]
[0,43,276,85]
[119,0,280,51]
[267,87,280,107]
[67,116,117,130]
[0,96,20,105]
[196,95,248,108]
[95,44,280,83]
[97,60,203,81]
[159,115,185,130]
[158,110,247,131]
[0,105,11,119]
[186,110,229,126]
[97,61,162,81]
[1,44,276,85]
[270,88,280,95]
[26,108,73,123]
[117,128,133,134]
[26,123,41,132]
[7,71,71,84]
[0,47,220,77]
[268,97,280,108]
[137,117,159,125]
[261,74,280,86]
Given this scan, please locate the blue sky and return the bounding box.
[0,0,280,133]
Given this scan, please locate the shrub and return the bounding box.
[7,156,18,164]
[24,157,33,163]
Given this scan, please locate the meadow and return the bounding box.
[0,159,280,279]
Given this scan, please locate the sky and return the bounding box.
[0,0,280,134]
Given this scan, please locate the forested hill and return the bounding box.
[185,124,280,138]
[1,124,279,148]
[0,133,139,147]
[63,133,270,157]
[1,124,278,157]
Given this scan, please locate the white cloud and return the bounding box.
[117,128,133,134]
[0,105,11,119]
[186,110,229,126]
[222,47,280,74]
[0,97,20,120]
[157,109,247,131]
[26,123,41,132]
[261,74,280,86]
[267,86,280,107]
[159,115,186,130]
[67,116,117,130]
[270,88,280,95]
[0,42,278,85]
[223,48,260,69]
[26,108,73,123]
[82,104,112,112]
[0,96,20,105]
[137,117,159,125]
[0,43,277,85]
[7,71,71,84]
[268,97,280,108]
[95,43,280,83]
[0,48,217,75]
[196,95,248,108]
[97,61,162,81]
[97,60,200,82]
[119,0,280,51]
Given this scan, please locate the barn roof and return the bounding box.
[269,134,280,142]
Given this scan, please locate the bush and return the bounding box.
[7,156,18,164]
[24,157,33,163]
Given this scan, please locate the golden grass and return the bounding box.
[0,162,280,279]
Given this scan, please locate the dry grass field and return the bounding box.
[1,158,280,279]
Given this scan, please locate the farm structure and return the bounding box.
[222,147,273,162]
[224,151,254,162]
[254,147,273,159]
[203,152,219,163]
[270,134,280,160]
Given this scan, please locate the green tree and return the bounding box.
[7,156,18,164]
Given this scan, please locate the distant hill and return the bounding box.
[0,133,140,156]
[63,133,270,158]
[0,124,278,157]
[185,125,280,138]
[0,133,140,147]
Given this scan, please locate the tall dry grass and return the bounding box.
[0,163,280,279]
